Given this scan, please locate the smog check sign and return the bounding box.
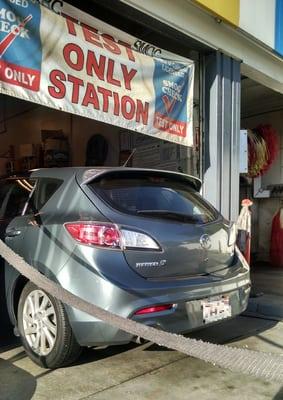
[153,60,190,138]
[0,0,194,147]
[0,0,41,91]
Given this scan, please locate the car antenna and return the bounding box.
[122,148,136,167]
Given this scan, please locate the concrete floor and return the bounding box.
[251,264,283,297]
[1,315,283,400]
[1,265,283,400]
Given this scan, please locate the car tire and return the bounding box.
[17,281,81,369]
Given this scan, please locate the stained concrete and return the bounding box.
[1,316,283,400]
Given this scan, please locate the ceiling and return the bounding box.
[241,77,283,119]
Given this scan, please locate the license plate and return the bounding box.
[201,296,232,324]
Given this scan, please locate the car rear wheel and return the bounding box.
[17,281,81,369]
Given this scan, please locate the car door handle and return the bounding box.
[5,229,22,237]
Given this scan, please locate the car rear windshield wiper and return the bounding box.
[136,210,202,223]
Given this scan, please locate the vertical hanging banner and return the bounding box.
[0,0,194,146]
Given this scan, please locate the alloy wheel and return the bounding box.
[22,289,57,356]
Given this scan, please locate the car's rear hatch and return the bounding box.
[79,168,234,279]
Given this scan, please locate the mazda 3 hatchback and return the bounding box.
[2,167,250,368]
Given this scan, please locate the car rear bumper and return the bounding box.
[57,249,250,346]
[68,286,250,346]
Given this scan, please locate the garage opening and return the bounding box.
[240,76,283,291]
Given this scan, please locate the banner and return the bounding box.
[0,0,194,146]
[39,0,190,62]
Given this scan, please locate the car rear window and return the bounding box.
[89,172,218,224]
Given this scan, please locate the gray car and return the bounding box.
[2,167,250,368]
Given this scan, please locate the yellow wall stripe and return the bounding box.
[193,0,240,26]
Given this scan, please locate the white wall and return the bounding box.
[239,0,276,49]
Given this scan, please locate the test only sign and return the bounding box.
[0,0,194,146]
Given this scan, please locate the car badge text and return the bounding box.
[136,260,167,268]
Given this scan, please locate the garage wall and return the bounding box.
[0,92,198,176]
[241,109,283,261]
[0,101,121,173]
[71,115,119,166]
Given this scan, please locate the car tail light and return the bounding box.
[120,229,160,250]
[65,223,121,248]
[65,222,160,250]
[134,304,173,315]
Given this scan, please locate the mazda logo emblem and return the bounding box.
[199,234,212,250]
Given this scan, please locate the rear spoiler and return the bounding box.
[80,168,202,192]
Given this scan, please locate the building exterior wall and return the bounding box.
[193,0,283,57]
[239,0,276,49]
[121,0,283,94]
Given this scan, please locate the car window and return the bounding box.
[26,178,63,214]
[90,173,218,224]
[4,179,35,219]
